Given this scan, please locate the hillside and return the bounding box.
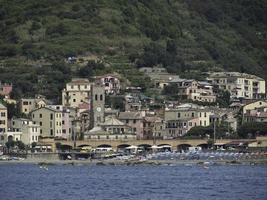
[0,0,266,100]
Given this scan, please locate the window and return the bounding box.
[24,109,27,112]
[62,120,65,125]
[95,94,98,101]
[73,99,76,102]
[32,114,35,118]
[192,113,194,117]
[133,119,136,124]
[133,128,137,132]
[39,113,42,118]
[32,127,34,132]
[100,94,103,101]
[40,122,42,126]
[50,113,53,120]
[126,119,129,123]
[50,129,53,136]
[23,101,28,105]
[189,122,192,126]
[1,112,5,117]
[32,136,34,141]
[40,129,42,134]
[204,112,207,117]
[178,113,180,118]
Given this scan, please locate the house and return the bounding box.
[177,79,216,102]
[62,78,91,108]
[46,105,71,140]
[243,107,267,123]
[31,107,63,138]
[20,97,47,114]
[0,103,7,144]
[242,100,267,114]
[118,111,144,139]
[207,72,266,99]
[11,118,40,145]
[94,74,121,95]
[164,104,211,138]
[139,67,181,89]
[143,116,165,139]
[0,82,12,98]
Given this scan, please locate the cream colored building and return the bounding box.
[20,98,47,114]
[177,80,216,102]
[242,100,267,114]
[207,72,266,99]
[0,103,7,143]
[31,107,63,138]
[62,78,91,108]
[164,104,211,138]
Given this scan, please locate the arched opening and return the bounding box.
[138,144,152,152]
[60,144,73,152]
[158,144,172,152]
[78,144,91,148]
[197,143,209,150]
[7,135,13,142]
[117,144,130,152]
[97,144,112,148]
[177,144,192,151]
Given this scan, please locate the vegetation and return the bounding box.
[0,0,266,101]
[237,122,267,139]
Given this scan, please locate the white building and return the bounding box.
[207,72,266,99]
[0,103,7,144]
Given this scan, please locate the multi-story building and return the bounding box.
[143,116,165,139]
[242,100,267,114]
[94,74,121,95]
[177,80,216,102]
[118,111,144,139]
[46,105,71,139]
[0,103,7,143]
[0,82,12,98]
[207,72,266,99]
[62,78,91,108]
[11,118,40,145]
[31,107,63,138]
[20,97,47,114]
[164,105,211,138]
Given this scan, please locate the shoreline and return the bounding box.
[1,158,267,166]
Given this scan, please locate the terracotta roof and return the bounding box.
[101,116,125,126]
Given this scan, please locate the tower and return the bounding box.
[90,84,105,128]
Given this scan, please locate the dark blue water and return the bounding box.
[0,164,266,200]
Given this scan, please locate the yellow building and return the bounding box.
[62,78,91,108]
[31,107,63,138]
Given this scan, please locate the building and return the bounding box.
[86,115,134,140]
[62,78,91,108]
[207,72,266,99]
[243,107,267,123]
[20,97,47,114]
[46,105,71,139]
[164,105,211,138]
[0,82,12,98]
[177,80,216,102]
[118,111,144,139]
[0,103,7,143]
[11,118,40,145]
[143,116,165,139]
[94,74,121,95]
[242,100,267,114]
[31,107,63,138]
[139,67,181,89]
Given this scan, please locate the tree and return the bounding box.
[237,122,267,139]
[216,90,231,108]
[186,126,214,139]
[15,141,26,150]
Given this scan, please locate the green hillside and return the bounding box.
[0,0,266,100]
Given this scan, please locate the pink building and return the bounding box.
[118,111,144,139]
[0,82,12,98]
